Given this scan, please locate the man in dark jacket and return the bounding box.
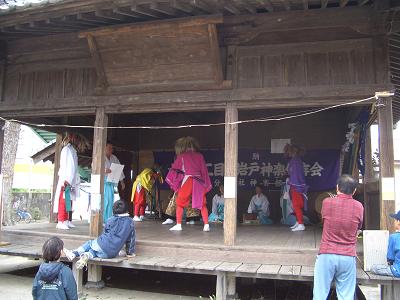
[64,200,135,269]
[32,237,78,300]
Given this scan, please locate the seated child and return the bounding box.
[64,200,135,269]
[32,236,78,300]
[209,185,225,223]
[247,185,273,225]
[370,210,400,277]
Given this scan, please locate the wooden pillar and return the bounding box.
[223,103,238,246]
[50,133,63,223]
[216,272,236,300]
[87,107,107,288]
[0,120,4,230]
[377,97,396,232]
[72,261,83,296]
[382,282,400,300]
[90,107,108,237]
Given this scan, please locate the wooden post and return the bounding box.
[87,107,107,288]
[72,261,83,296]
[382,282,400,300]
[377,97,396,232]
[216,272,236,300]
[50,133,62,223]
[223,102,238,246]
[0,120,4,230]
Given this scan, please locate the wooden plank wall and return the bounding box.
[3,32,97,105]
[234,39,376,89]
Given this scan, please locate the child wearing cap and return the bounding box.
[370,210,400,277]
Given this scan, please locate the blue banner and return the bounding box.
[154,149,340,192]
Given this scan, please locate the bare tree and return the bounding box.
[1,121,20,226]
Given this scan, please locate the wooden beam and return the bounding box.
[77,12,115,25]
[131,2,165,18]
[377,97,396,232]
[95,9,133,22]
[78,14,223,38]
[224,103,238,246]
[90,107,108,238]
[50,134,62,223]
[85,34,108,89]
[149,1,183,17]
[112,7,148,19]
[0,84,392,117]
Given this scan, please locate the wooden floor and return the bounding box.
[2,220,322,265]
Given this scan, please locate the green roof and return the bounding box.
[31,128,56,143]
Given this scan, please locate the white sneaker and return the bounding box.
[118,249,127,257]
[203,224,210,232]
[133,216,141,222]
[67,221,76,228]
[76,253,90,270]
[186,220,195,225]
[290,222,299,229]
[56,222,70,230]
[291,224,305,232]
[162,218,174,225]
[64,248,76,261]
[139,216,145,221]
[169,224,182,231]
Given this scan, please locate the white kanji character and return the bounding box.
[238,162,248,176]
[248,162,260,176]
[303,162,311,176]
[273,163,287,177]
[213,163,224,177]
[310,162,324,176]
[206,163,213,176]
[238,178,246,186]
[250,179,258,187]
[252,152,260,161]
[260,162,274,177]
[263,179,269,187]
[214,179,221,187]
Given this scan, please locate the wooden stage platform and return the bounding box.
[2,221,322,265]
[1,221,399,299]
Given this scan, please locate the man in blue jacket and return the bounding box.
[64,200,135,269]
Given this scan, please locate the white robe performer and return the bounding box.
[53,143,80,230]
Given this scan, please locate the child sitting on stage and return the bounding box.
[32,236,78,300]
[370,210,400,278]
[64,200,135,269]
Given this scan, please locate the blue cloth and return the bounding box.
[75,239,108,259]
[97,214,136,257]
[103,181,115,224]
[313,254,356,300]
[208,203,224,222]
[32,262,78,300]
[258,212,273,225]
[387,232,400,277]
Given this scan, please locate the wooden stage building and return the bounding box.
[0,0,400,298]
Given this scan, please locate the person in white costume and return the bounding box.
[104,142,125,223]
[247,185,273,225]
[53,133,88,230]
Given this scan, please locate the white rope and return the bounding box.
[0,96,376,130]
